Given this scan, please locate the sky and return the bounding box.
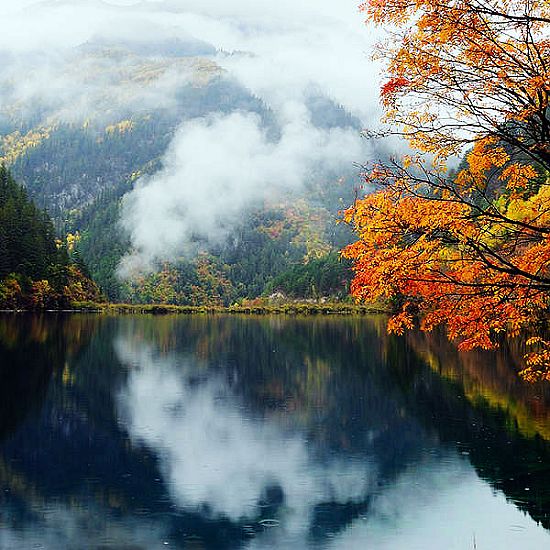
[0,0,385,275]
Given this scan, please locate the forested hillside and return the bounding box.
[74,181,355,304]
[0,41,360,305]
[0,166,100,309]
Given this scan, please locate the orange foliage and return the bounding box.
[345,0,550,380]
[0,276,23,309]
[190,254,235,307]
[62,264,102,304]
[30,280,55,310]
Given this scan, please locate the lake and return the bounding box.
[0,313,549,549]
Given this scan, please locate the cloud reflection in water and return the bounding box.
[115,337,376,534]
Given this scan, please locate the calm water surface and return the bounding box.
[0,313,549,549]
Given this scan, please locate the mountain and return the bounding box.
[0,40,362,304]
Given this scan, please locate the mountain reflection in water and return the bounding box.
[0,313,549,549]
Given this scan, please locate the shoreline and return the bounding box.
[0,301,388,316]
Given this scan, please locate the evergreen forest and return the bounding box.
[0,166,100,309]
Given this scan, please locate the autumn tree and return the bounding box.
[343,0,550,379]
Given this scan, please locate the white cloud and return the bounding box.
[118,108,366,275]
[113,1,381,272]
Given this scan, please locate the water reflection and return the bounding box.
[116,336,377,530]
[327,464,545,550]
[403,330,550,529]
[0,316,56,441]
[0,314,549,549]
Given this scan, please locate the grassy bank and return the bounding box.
[64,301,387,316]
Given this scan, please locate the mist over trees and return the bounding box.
[0,37,366,305]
